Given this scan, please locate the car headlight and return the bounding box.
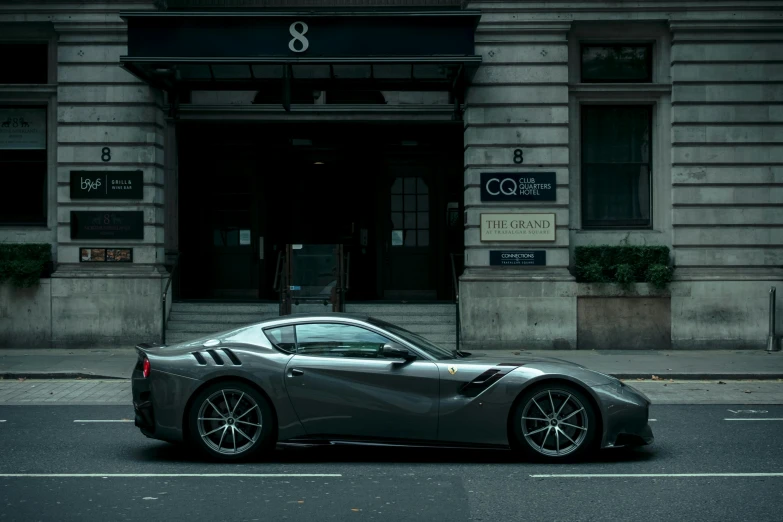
[622,382,651,403]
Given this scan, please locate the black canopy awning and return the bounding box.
[119,11,482,110]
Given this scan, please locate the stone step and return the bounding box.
[171,302,280,314]
[359,314,457,325]
[395,324,455,334]
[346,304,455,315]
[168,312,278,323]
[166,321,257,332]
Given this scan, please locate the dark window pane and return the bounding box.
[417,230,429,246]
[403,178,416,194]
[581,45,651,83]
[391,178,403,194]
[582,106,651,163]
[417,212,429,229]
[0,44,48,84]
[417,195,429,211]
[404,195,416,211]
[391,212,403,228]
[391,195,403,211]
[404,230,416,247]
[295,323,389,358]
[0,151,46,225]
[404,212,416,228]
[264,325,296,353]
[581,106,652,228]
[416,177,429,194]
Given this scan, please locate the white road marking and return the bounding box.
[73,419,133,423]
[724,418,783,421]
[0,473,342,478]
[531,473,783,478]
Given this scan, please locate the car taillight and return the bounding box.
[142,357,151,378]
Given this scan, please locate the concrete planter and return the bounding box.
[0,280,52,347]
[576,283,671,350]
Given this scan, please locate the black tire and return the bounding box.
[187,380,276,462]
[511,383,598,462]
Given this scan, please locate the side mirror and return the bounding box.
[382,344,415,361]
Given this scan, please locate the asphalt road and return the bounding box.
[1,404,783,521]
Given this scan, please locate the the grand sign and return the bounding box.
[70,211,144,240]
[70,171,143,200]
[480,213,555,242]
[480,172,556,202]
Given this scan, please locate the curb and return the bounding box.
[615,373,783,381]
[0,372,127,380]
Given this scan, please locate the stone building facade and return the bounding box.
[0,0,780,349]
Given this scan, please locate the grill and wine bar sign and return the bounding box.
[70,170,143,200]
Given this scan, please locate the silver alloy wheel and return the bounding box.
[197,388,263,455]
[520,389,588,457]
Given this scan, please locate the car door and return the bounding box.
[283,322,440,441]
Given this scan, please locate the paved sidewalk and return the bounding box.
[1,347,782,380]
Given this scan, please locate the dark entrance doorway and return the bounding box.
[176,122,463,302]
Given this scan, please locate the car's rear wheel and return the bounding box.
[511,383,598,462]
[188,381,275,461]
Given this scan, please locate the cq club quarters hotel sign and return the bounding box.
[480,213,556,242]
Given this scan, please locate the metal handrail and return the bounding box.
[160,252,181,345]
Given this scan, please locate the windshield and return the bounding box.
[369,318,456,361]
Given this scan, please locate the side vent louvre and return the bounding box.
[205,349,224,365]
[221,348,242,365]
[191,352,207,365]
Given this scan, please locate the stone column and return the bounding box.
[51,14,167,347]
[460,14,576,350]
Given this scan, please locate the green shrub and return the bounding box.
[0,244,52,287]
[614,263,635,290]
[646,264,673,290]
[574,245,673,289]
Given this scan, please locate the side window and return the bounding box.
[295,323,390,359]
[264,325,296,353]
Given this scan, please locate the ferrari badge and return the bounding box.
[448,366,457,375]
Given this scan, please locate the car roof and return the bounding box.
[256,312,375,327]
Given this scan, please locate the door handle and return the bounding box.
[290,368,304,377]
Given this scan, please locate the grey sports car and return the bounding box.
[132,313,653,462]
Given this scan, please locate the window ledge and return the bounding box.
[570,83,672,95]
[0,84,57,95]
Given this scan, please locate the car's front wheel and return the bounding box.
[511,383,598,461]
[188,381,275,461]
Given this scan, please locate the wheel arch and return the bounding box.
[181,375,279,444]
[505,376,605,450]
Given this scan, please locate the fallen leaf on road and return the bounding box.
[667,368,673,371]
[718,381,726,384]
[745,390,752,394]
[351,509,361,512]
[298,501,304,504]
[17,378,25,382]
[651,375,663,381]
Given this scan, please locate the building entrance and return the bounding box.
[176,122,463,303]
